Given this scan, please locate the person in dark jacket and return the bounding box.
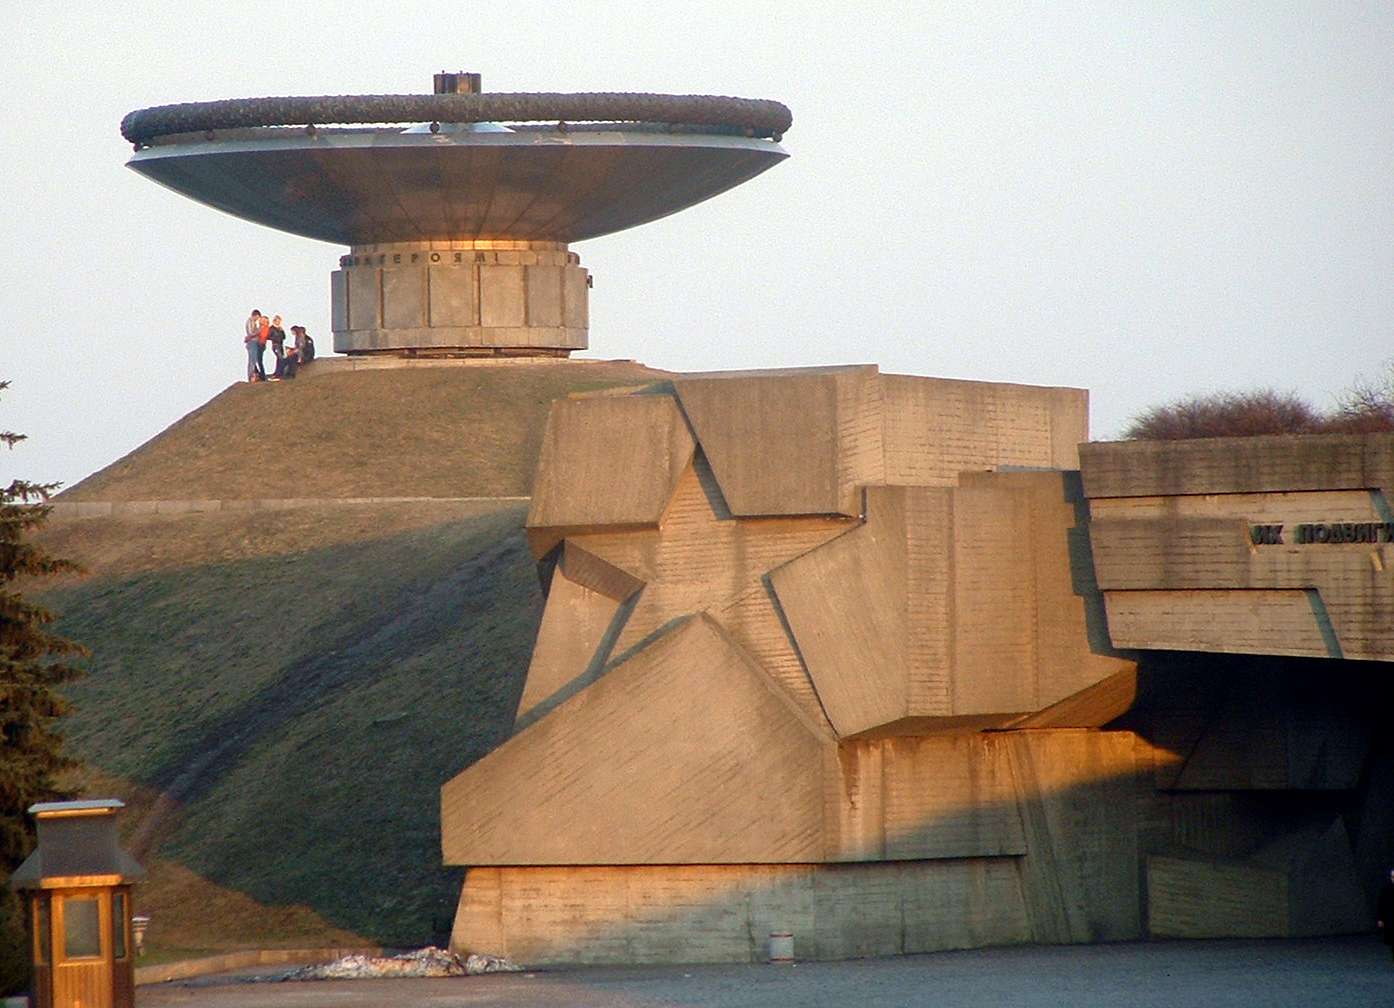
[268,315,287,379]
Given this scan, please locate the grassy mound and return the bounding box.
[34,360,666,956]
[63,360,667,501]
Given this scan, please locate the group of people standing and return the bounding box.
[244,308,315,382]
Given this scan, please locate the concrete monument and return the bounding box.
[118,75,1394,968]
[121,74,790,357]
[441,375,1392,964]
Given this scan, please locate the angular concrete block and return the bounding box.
[527,394,695,549]
[515,563,628,724]
[441,614,832,866]
[1103,588,1331,657]
[673,366,882,518]
[771,486,908,737]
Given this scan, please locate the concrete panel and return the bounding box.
[448,731,1139,963]
[1047,386,1090,469]
[902,472,1131,724]
[1174,686,1289,790]
[1083,482,1394,661]
[1086,487,1380,523]
[560,541,645,602]
[894,858,1031,955]
[1162,792,1288,857]
[1080,433,1394,499]
[382,266,426,329]
[1283,680,1375,790]
[345,267,380,331]
[525,265,563,327]
[451,859,1030,965]
[441,614,831,866]
[951,482,1036,715]
[329,269,348,334]
[1147,819,1367,938]
[479,264,527,327]
[904,487,954,716]
[1170,668,1375,791]
[453,867,505,956]
[1147,856,1287,938]
[835,366,887,501]
[427,265,476,327]
[563,265,589,329]
[1015,472,1135,706]
[673,366,881,517]
[526,394,695,548]
[1091,517,1254,590]
[1009,669,1139,729]
[881,375,1088,484]
[771,487,907,737]
[1285,819,1370,936]
[716,583,831,732]
[1102,588,1330,656]
[833,733,1026,862]
[1004,731,1144,943]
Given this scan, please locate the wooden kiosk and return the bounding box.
[9,800,145,1008]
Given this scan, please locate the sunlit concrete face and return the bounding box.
[441,369,1394,964]
[125,124,786,357]
[440,366,1152,962]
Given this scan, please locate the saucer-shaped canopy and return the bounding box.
[122,93,791,246]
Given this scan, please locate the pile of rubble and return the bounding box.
[273,947,522,981]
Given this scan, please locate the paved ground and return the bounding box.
[137,936,1393,1007]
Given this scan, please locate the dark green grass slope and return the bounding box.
[40,501,541,946]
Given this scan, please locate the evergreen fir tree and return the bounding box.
[0,381,86,994]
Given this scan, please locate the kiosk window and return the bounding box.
[112,892,128,960]
[63,897,101,959]
[33,897,50,965]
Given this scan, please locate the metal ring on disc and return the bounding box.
[121,93,792,145]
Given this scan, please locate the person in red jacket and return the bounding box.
[253,311,271,382]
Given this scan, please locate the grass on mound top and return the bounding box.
[62,359,668,502]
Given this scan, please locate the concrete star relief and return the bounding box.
[571,454,854,665]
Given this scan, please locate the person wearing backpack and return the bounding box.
[284,325,316,378]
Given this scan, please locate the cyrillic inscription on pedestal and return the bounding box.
[333,241,588,356]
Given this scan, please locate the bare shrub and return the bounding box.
[1121,389,1323,440]
[1323,360,1394,433]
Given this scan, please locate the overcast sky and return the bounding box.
[4,2,1392,490]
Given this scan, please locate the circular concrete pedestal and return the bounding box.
[331,240,589,356]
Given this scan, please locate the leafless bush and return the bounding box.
[1123,361,1394,440]
[1323,360,1394,433]
[1121,389,1324,440]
